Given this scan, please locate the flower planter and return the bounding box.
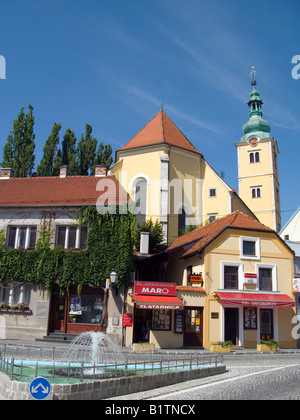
[132,342,155,352]
[257,344,276,352]
[0,309,32,315]
[210,344,231,353]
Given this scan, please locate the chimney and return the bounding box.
[140,231,150,255]
[59,165,68,178]
[0,168,14,179]
[95,165,108,177]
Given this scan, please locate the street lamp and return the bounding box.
[110,271,118,285]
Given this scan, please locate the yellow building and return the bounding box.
[236,71,281,232]
[112,110,254,244]
[125,211,295,349]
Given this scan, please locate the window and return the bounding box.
[221,262,242,289]
[244,308,257,330]
[208,213,217,223]
[259,268,272,291]
[224,266,239,289]
[134,178,147,225]
[68,295,104,324]
[249,151,260,163]
[7,226,37,249]
[56,226,87,249]
[209,188,216,198]
[178,208,186,236]
[243,241,256,256]
[251,187,261,198]
[240,236,260,260]
[152,309,171,331]
[2,283,31,306]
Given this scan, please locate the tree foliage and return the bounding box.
[1,105,35,177]
[133,219,165,254]
[37,122,62,177]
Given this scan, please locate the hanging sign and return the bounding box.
[122,313,133,327]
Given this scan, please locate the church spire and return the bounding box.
[240,67,271,142]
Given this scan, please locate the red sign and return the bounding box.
[122,313,133,327]
[244,273,257,279]
[189,275,203,284]
[138,304,183,310]
[134,281,176,296]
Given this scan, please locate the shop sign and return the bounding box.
[138,304,183,310]
[122,313,133,327]
[134,281,176,296]
[244,273,257,284]
[292,278,300,293]
[189,274,203,284]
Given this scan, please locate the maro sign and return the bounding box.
[134,281,176,296]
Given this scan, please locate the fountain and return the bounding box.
[59,331,126,377]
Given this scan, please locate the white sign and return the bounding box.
[292,278,300,293]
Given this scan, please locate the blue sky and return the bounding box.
[0,0,299,228]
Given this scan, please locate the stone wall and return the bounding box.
[0,365,226,400]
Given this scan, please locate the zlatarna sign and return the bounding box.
[134,281,176,296]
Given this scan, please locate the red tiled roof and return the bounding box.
[118,110,200,155]
[167,211,273,258]
[0,175,129,207]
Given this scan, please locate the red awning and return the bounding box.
[131,294,183,310]
[215,292,295,307]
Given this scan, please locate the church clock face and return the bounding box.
[248,135,261,147]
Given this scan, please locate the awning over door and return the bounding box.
[215,291,295,307]
[132,294,183,310]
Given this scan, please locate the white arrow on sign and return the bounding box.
[31,382,49,394]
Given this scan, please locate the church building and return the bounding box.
[112,70,281,243]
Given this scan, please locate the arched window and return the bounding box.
[134,178,147,225]
[178,208,186,236]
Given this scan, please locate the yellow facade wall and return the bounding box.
[236,139,281,231]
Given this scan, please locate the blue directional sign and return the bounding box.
[30,377,51,400]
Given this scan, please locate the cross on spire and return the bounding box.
[250,66,257,86]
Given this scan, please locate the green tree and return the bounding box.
[77,124,97,175]
[1,105,35,177]
[94,142,113,172]
[37,122,62,176]
[61,128,77,175]
[133,219,164,253]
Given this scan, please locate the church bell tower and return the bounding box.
[235,67,281,232]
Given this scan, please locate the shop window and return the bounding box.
[244,308,257,330]
[68,295,104,324]
[7,226,37,249]
[151,309,171,331]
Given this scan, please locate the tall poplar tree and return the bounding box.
[77,124,97,175]
[1,105,36,177]
[94,142,113,172]
[61,128,77,175]
[37,122,62,176]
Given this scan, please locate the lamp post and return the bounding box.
[110,271,118,285]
